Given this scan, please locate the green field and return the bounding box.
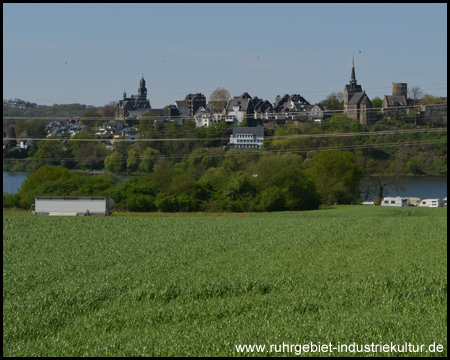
[3,206,447,356]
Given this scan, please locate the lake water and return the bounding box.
[3,171,447,200]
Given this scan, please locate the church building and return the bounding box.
[116,76,152,120]
[343,58,375,124]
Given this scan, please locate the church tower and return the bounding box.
[344,56,362,106]
[138,76,147,99]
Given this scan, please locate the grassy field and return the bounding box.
[3,206,447,356]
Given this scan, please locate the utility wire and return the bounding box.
[3,127,447,143]
[3,139,446,162]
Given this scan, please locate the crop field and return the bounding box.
[3,206,447,356]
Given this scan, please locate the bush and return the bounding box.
[257,186,287,212]
[124,194,157,212]
[3,193,21,208]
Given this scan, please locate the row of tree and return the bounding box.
[5,145,413,213]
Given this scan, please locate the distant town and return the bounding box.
[3,59,447,178]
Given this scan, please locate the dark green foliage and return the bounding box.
[256,186,287,211]
[224,171,256,201]
[104,151,125,172]
[123,194,157,212]
[155,194,199,212]
[306,150,362,205]
[18,166,75,208]
[3,192,20,208]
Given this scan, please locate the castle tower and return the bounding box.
[392,83,407,98]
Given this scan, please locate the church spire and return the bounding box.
[350,55,357,85]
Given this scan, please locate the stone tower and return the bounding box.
[138,76,147,99]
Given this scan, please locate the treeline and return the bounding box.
[3,103,98,118]
[4,148,365,212]
[4,112,447,177]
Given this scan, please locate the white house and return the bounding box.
[229,127,264,150]
[194,106,215,127]
[226,98,251,124]
[18,139,35,149]
[115,127,140,141]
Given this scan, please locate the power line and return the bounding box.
[3,127,447,143]
[3,139,446,163]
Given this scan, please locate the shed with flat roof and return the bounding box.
[34,196,114,216]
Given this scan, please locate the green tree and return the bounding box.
[7,126,17,150]
[306,150,362,205]
[33,140,64,166]
[80,109,103,126]
[18,165,75,208]
[419,94,444,105]
[126,148,140,172]
[101,101,117,120]
[139,147,161,173]
[187,148,221,177]
[363,160,406,203]
[371,97,382,110]
[224,171,256,201]
[104,151,125,172]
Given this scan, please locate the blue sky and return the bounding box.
[3,3,447,108]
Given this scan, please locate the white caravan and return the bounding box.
[381,196,408,207]
[419,199,443,207]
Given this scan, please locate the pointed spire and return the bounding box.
[350,55,357,85]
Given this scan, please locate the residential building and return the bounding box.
[194,106,216,127]
[18,139,35,149]
[175,100,189,118]
[96,120,124,136]
[226,94,253,123]
[309,103,333,121]
[185,93,207,117]
[229,127,264,150]
[382,83,413,115]
[114,127,140,141]
[418,103,447,124]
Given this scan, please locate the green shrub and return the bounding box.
[3,193,20,208]
[257,186,287,212]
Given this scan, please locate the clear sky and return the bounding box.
[3,3,447,108]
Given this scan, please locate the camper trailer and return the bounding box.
[381,196,408,207]
[419,199,443,208]
[407,197,421,207]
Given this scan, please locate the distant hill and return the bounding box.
[3,104,99,118]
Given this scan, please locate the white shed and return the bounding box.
[34,196,114,216]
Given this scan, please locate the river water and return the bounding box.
[3,171,447,200]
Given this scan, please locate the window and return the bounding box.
[391,201,395,204]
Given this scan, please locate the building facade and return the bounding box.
[116,76,152,120]
[343,58,375,124]
[229,127,264,150]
